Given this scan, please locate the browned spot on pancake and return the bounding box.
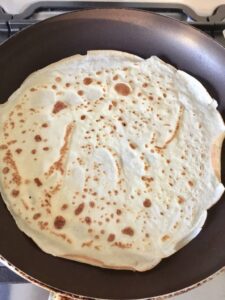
[156,106,184,150]
[114,83,131,96]
[82,240,93,248]
[85,216,92,225]
[55,76,62,82]
[178,196,185,204]
[54,216,66,229]
[34,135,42,142]
[42,123,48,128]
[166,159,171,164]
[113,75,119,80]
[122,227,134,236]
[80,115,86,120]
[47,122,74,176]
[113,242,132,249]
[61,204,68,210]
[52,101,67,114]
[22,200,29,210]
[34,178,42,187]
[142,83,148,88]
[89,201,95,208]
[188,180,194,187]
[2,167,9,174]
[162,235,170,241]
[108,234,115,242]
[3,150,21,185]
[129,142,137,150]
[31,149,36,155]
[83,77,93,85]
[116,209,122,215]
[15,148,22,154]
[78,90,84,96]
[65,83,71,87]
[33,213,41,220]
[143,199,151,207]
[7,140,17,146]
[30,88,37,92]
[43,147,49,151]
[141,176,154,184]
[75,203,85,215]
[38,221,48,230]
[52,85,57,90]
[50,230,71,243]
[149,95,154,100]
[11,189,19,197]
[0,144,8,150]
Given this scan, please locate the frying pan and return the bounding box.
[0,8,225,300]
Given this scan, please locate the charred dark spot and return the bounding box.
[114,83,131,96]
[78,90,84,96]
[54,215,66,229]
[61,204,68,210]
[42,123,48,128]
[108,234,115,242]
[52,101,67,114]
[75,203,85,215]
[85,216,92,225]
[34,135,42,142]
[178,196,185,204]
[116,209,122,215]
[143,199,151,208]
[80,115,86,120]
[15,148,22,154]
[33,213,41,220]
[2,167,9,174]
[89,201,95,208]
[34,178,42,187]
[122,227,134,236]
[11,190,19,197]
[83,77,93,85]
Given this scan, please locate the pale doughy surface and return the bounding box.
[0,50,224,271]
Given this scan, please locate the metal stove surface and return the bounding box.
[0,2,225,299]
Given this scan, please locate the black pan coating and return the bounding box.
[0,9,224,299]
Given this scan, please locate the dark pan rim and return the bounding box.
[1,254,224,299]
[2,7,225,55]
[0,7,225,299]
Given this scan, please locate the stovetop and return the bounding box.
[0,1,225,298]
[0,1,225,46]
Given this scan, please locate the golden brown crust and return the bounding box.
[63,254,151,271]
[211,132,225,181]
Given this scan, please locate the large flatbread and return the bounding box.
[0,50,224,271]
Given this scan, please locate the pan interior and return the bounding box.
[0,9,225,300]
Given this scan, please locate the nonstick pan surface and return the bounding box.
[0,8,225,299]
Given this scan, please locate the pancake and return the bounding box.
[0,50,224,271]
